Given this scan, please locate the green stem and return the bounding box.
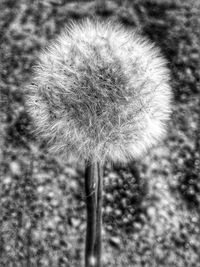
[94,162,103,267]
[85,161,97,267]
[85,161,103,267]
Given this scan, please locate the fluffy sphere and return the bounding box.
[25,19,172,163]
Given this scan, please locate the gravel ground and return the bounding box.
[0,0,200,266]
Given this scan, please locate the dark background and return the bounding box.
[0,0,200,266]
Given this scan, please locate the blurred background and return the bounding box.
[0,0,200,266]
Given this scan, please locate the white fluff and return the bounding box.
[25,19,172,163]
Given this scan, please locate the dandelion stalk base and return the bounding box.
[85,161,103,267]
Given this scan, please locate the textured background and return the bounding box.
[0,0,200,266]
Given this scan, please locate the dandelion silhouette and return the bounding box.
[26,19,172,267]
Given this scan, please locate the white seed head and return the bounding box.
[25,19,172,163]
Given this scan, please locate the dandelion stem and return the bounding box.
[85,161,103,267]
[85,161,97,267]
[94,162,103,267]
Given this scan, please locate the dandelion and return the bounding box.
[25,19,172,267]
[26,19,171,164]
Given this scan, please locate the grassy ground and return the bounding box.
[0,0,200,266]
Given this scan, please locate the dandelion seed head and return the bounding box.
[25,19,172,163]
